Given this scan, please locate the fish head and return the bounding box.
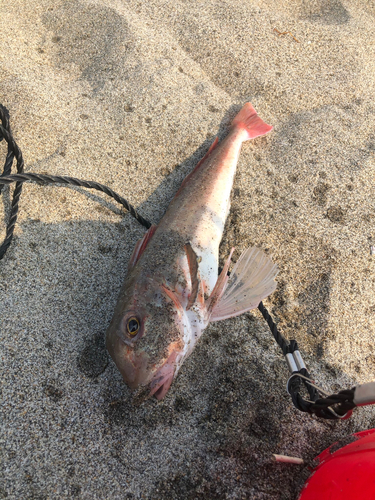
[106,278,189,400]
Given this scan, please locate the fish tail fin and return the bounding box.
[209,247,278,322]
[232,102,273,141]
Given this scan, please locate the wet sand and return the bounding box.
[1,0,375,498]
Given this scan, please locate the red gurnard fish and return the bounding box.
[106,103,278,400]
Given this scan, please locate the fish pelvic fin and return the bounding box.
[184,242,200,310]
[232,103,273,141]
[209,247,278,322]
[206,247,235,315]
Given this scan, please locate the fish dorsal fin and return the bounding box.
[128,225,157,270]
[209,247,278,322]
[174,137,219,197]
[193,136,219,171]
[184,242,200,310]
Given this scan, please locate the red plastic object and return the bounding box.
[299,428,375,500]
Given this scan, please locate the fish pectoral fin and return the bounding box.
[209,247,278,322]
[184,242,201,310]
[128,224,157,270]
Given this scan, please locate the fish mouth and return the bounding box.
[149,372,175,400]
[131,348,181,403]
[131,358,178,404]
[149,348,181,400]
[108,331,183,402]
[114,350,176,400]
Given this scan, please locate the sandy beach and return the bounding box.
[1,0,375,498]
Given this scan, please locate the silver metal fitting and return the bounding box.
[292,350,306,371]
[285,352,298,373]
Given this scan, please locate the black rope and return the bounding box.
[0,105,151,261]
[257,301,289,355]
[257,300,355,419]
[0,174,151,224]
[313,389,355,414]
[0,107,14,194]
[258,301,321,413]
[0,104,359,420]
[0,107,25,259]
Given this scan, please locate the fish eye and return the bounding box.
[127,317,140,337]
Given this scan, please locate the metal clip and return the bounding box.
[286,372,331,397]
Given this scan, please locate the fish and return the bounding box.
[106,103,278,400]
